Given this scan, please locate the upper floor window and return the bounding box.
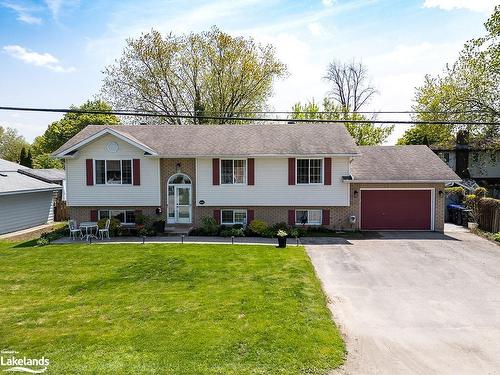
[297,158,323,184]
[221,159,247,184]
[95,160,132,185]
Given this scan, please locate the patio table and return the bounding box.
[80,222,99,241]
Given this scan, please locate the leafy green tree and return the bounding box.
[19,147,33,168]
[34,100,119,155]
[291,98,393,145]
[0,126,29,162]
[101,27,288,124]
[399,6,499,145]
[33,153,64,169]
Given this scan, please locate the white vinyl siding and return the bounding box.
[0,191,55,234]
[65,134,160,206]
[196,156,350,206]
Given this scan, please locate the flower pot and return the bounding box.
[277,236,287,248]
[468,222,478,229]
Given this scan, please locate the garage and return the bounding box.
[360,189,433,230]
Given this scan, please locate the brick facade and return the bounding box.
[68,206,158,225]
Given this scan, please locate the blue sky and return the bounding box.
[0,0,496,143]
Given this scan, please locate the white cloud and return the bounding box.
[308,22,323,36]
[44,0,79,20]
[3,45,75,73]
[423,0,495,13]
[1,2,42,24]
[322,0,335,7]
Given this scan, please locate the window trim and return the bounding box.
[296,158,324,185]
[295,209,322,226]
[220,209,248,225]
[94,159,133,185]
[220,158,248,185]
[98,209,136,224]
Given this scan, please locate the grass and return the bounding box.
[0,241,344,374]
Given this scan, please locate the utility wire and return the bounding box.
[0,106,499,126]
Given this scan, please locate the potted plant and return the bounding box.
[277,229,288,248]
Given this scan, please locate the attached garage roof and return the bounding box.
[351,145,461,183]
[0,172,62,196]
[53,123,360,157]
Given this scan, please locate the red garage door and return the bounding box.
[361,190,432,230]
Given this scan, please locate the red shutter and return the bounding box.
[288,210,295,225]
[86,159,94,186]
[324,158,332,185]
[133,159,141,186]
[90,210,98,221]
[212,158,220,185]
[213,209,221,224]
[248,158,255,185]
[288,158,296,185]
[247,209,254,224]
[322,209,330,226]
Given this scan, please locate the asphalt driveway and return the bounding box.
[306,226,500,375]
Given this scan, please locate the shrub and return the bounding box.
[445,187,465,203]
[135,214,148,226]
[97,218,121,236]
[474,187,488,198]
[493,232,500,242]
[220,228,245,237]
[271,222,290,232]
[36,237,50,246]
[290,228,300,238]
[248,219,268,235]
[261,228,276,238]
[201,216,219,235]
[306,226,333,234]
[464,194,480,223]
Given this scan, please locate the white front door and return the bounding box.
[167,185,192,224]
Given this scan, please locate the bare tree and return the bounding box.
[324,60,377,112]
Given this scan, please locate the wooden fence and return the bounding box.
[54,199,69,222]
[479,198,500,233]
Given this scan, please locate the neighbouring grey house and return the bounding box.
[0,159,62,235]
[18,167,66,200]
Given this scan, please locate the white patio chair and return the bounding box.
[99,219,111,240]
[68,220,81,240]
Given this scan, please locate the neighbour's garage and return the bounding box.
[360,189,432,230]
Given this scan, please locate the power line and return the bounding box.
[0,106,499,126]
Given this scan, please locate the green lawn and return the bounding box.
[0,241,344,374]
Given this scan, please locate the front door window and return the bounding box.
[167,174,192,224]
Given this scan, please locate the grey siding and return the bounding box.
[0,191,55,234]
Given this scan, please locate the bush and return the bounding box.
[97,218,121,236]
[494,232,500,242]
[220,228,245,237]
[474,187,487,198]
[261,228,276,238]
[271,222,290,232]
[201,216,219,235]
[36,237,50,246]
[248,219,268,235]
[135,214,148,226]
[445,187,465,203]
[464,194,480,223]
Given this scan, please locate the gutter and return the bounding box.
[343,179,462,184]
[0,186,62,197]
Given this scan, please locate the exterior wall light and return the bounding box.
[353,190,359,198]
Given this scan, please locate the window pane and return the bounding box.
[168,186,175,218]
[106,160,121,184]
[296,210,308,224]
[126,211,135,224]
[233,160,246,184]
[99,210,109,220]
[234,210,247,224]
[95,160,105,184]
[221,160,233,184]
[221,210,233,224]
[297,159,309,184]
[110,210,125,223]
[308,210,322,224]
[310,159,322,183]
[122,160,132,184]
